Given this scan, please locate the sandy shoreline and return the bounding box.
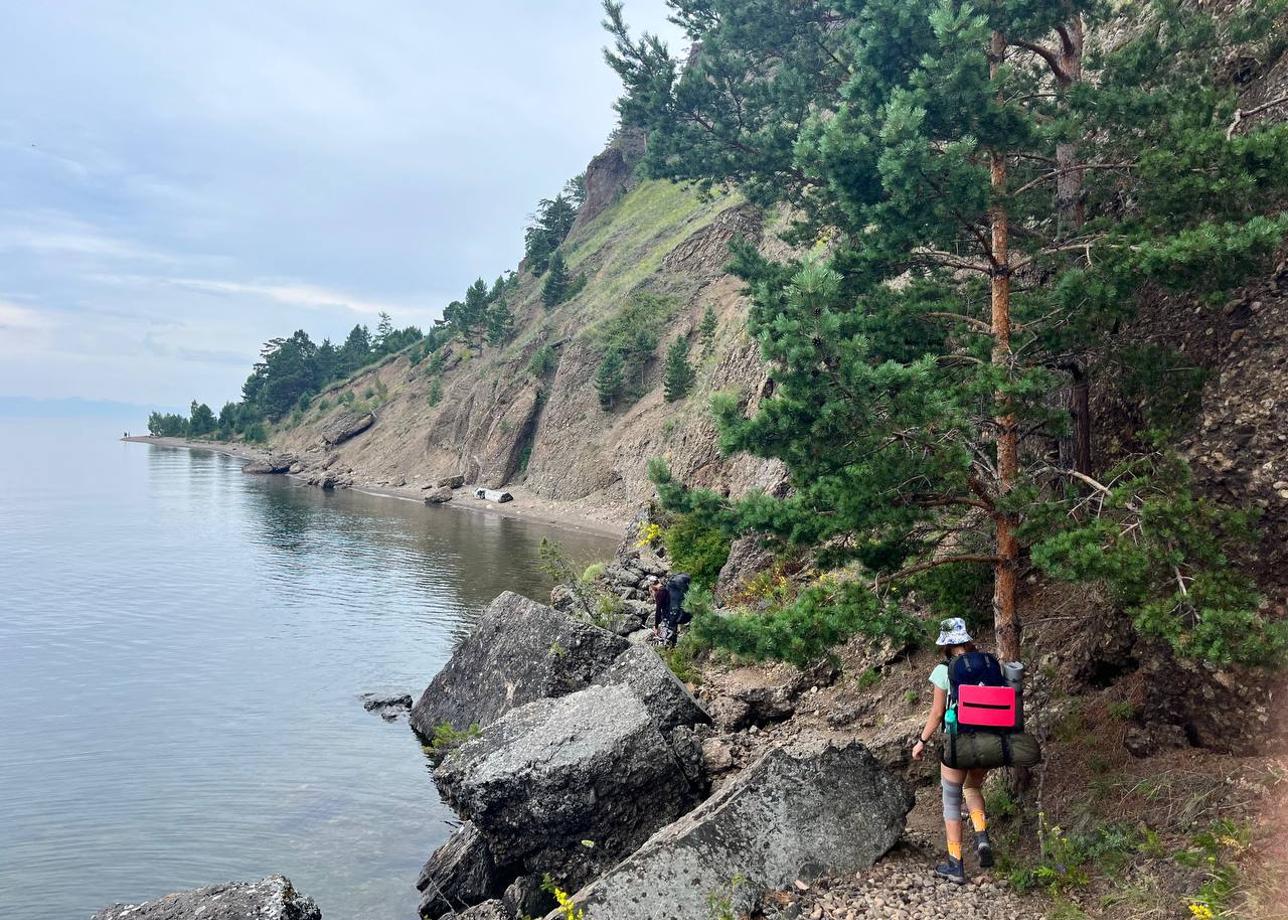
[121,435,625,540]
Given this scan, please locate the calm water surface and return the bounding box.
[0,418,612,920]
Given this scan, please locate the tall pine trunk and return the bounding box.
[990,29,1021,664]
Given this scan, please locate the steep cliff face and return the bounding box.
[271,150,784,526]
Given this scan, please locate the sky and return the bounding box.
[0,0,684,410]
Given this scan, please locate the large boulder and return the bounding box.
[242,455,293,474]
[321,410,375,446]
[93,875,320,920]
[409,592,629,738]
[555,738,912,920]
[434,683,707,890]
[417,821,501,919]
[590,645,710,733]
[424,486,454,504]
[715,534,776,602]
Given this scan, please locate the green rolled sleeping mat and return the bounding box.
[940,731,1042,770]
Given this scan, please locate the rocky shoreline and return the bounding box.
[92,529,916,920]
[121,434,624,538]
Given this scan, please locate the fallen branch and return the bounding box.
[1226,93,1288,139]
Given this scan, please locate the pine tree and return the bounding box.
[663,337,694,402]
[486,299,514,346]
[614,0,1288,666]
[541,250,571,309]
[525,193,580,274]
[374,312,394,351]
[188,400,216,437]
[595,351,625,410]
[699,305,717,349]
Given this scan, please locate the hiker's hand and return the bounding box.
[911,739,925,761]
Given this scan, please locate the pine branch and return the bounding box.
[872,554,1002,590]
[925,311,993,333]
[1009,39,1070,83]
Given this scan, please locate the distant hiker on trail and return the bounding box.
[910,617,1035,885]
[653,572,692,647]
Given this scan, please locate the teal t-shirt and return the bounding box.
[929,663,950,693]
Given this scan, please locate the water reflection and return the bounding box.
[1,423,614,920]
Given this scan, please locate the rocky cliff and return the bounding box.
[268,140,784,529]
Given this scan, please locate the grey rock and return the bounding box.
[604,563,642,588]
[1124,722,1190,758]
[320,410,375,446]
[436,474,466,489]
[361,692,413,721]
[549,584,578,613]
[416,822,500,919]
[621,599,656,624]
[555,739,912,920]
[424,486,454,504]
[242,455,293,474]
[409,592,629,738]
[701,737,735,772]
[435,683,707,890]
[590,645,710,733]
[502,875,552,919]
[715,533,776,602]
[456,901,508,920]
[92,875,320,920]
[706,695,753,732]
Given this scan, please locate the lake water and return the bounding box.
[0,417,613,920]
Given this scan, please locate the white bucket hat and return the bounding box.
[935,617,973,646]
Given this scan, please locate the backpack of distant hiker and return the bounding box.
[947,651,1019,734]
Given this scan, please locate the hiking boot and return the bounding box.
[976,830,994,868]
[934,857,966,885]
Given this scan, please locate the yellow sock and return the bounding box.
[970,810,987,833]
[947,841,962,860]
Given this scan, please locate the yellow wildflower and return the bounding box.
[1188,903,1215,919]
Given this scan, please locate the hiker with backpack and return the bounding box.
[910,617,1039,884]
[652,572,692,647]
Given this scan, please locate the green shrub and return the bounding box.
[663,513,730,588]
[582,563,607,583]
[1107,701,1135,721]
[663,337,694,401]
[243,422,268,443]
[699,304,718,348]
[855,667,881,690]
[423,722,480,763]
[317,397,332,412]
[692,579,918,667]
[902,560,993,632]
[660,633,706,685]
[1008,822,1147,895]
[427,379,443,407]
[528,345,557,377]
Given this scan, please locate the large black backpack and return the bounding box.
[947,651,1007,735]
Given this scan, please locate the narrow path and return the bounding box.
[773,831,1045,920]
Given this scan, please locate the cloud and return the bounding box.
[0,299,50,330]
[0,212,177,264]
[159,276,432,319]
